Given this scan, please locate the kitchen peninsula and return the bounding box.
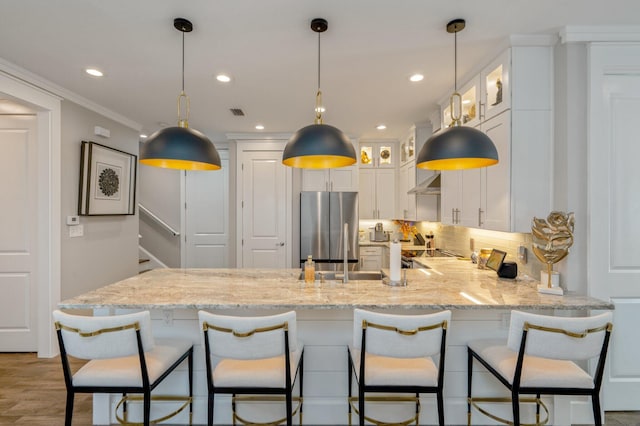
[60,260,612,425]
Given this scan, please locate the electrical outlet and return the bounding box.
[518,245,528,264]
[162,310,173,326]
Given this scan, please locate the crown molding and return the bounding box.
[560,26,640,43]
[0,57,141,131]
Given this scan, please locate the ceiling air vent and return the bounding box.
[230,108,245,116]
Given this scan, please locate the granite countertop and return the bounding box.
[59,259,613,311]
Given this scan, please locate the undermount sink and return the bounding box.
[297,271,383,281]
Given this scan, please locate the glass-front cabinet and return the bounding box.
[481,49,510,121]
[439,49,510,130]
[359,141,396,169]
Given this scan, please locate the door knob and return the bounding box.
[275,242,285,246]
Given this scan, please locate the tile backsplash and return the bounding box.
[414,223,543,279]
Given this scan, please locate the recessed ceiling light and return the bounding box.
[376,124,387,130]
[216,74,231,83]
[409,74,424,82]
[255,124,265,130]
[140,134,148,139]
[85,68,104,77]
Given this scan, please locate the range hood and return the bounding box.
[408,171,441,195]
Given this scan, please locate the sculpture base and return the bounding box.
[538,285,564,295]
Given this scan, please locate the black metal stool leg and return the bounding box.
[467,348,473,426]
[64,391,74,426]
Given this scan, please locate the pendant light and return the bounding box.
[282,18,356,169]
[417,19,498,170]
[140,18,221,171]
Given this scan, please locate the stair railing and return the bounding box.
[138,204,180,237]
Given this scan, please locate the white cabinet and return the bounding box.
[397,160,416,220]
[359,140,396,169]
[382,245,390,269]
[441,112,508,228]
[359,168,395,220]
[302,166,359,192]
[396,124,439,222]
[440,49,510,130]
[439,45,552,232]
[359,246,382,271]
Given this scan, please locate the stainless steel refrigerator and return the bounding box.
[300,191,359,271]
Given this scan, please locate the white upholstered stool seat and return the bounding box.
[53,310,193,426]
[213,348,304,388]
[73,338,193,387]
[199,310,304,426]
[468,339,594,389]
[348,309,451,426]
[348,347,439,387]
[467,310,613,426]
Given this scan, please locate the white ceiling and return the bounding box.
[1,1,639,141]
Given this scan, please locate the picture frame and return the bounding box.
[78,141,136,215]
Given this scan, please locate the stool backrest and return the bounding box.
[199,310,298,360]
[507,310,613,361]
[52,310,155,360]
[353,309,451,358]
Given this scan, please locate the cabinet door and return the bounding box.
[302,169,329,191]
[359,142,396,168]
[406,164,417,220]
[329,166,358,192]
[376,168,396,219]
[359,169,377,219]
[360,255,381,271]
[481,111,511,231]
[459,167,482,228]
[481,49,510,121]
[440,170,460,225]
[396,163,409,219]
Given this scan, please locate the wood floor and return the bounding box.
[0,352,637,425]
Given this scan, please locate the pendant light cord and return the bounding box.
[454,30,457,92]
[177,26,189,127]
[182,30,185,92]
[315,30,323,124]
[317,30,321,92]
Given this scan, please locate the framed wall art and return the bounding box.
[78,141,137,215]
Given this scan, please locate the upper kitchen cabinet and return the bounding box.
[397,124,439,222]
[439,49,510,130]
[302,166,359,192]
[399,131,416,166]
[359,140,396,169]
[439,44,552,232]
[481,49,510,121]
[360,168,395,220]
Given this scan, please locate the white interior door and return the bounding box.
[0,115,37,351]
[184,151,229,268]
[589,45,640,409]
[240,150,288,268]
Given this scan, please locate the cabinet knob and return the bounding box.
[478,208,484,227]
[276,242,285,247]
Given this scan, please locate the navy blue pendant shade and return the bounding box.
[140,126,221,171]
[416,126,498,170]
[283,123,356,168]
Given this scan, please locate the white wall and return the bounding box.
[60,100,139,299]
[552,42,589,294]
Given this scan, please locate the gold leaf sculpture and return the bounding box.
[531,211,575,289]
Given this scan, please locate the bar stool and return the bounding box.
[347,308,451,426]
[467,310,613,426]
[199,310,304,426]
[52,310,193,426]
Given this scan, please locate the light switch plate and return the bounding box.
[69,224,84,238]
